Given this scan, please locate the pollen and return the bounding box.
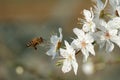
[68,54,73,61]
[88,21,93,27]
[105,32,111,39]
[81,41,87,48]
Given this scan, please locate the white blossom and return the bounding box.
[60,40,78,75]
[71,28,95,62]
[46,28,63,59]
[95,20,120,53]
[82,8,96,32]
[82,61,94,75]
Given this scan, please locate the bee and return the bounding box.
[26,37,44,50]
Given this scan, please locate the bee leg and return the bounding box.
[34,46,37,50]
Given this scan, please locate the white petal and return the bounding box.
[108,17,120,29]
[59,28,63,41]
[91,22,96,32]
[72,60,78,75]
[83,21,96,32]
[111,36,120,47]
[106,40,114,52]
[86,43,95,56]
[71,39,81,50]
[109,29,118,36]
[85,33,94,43]
[46,46,54,55]
[99,41,105,49]
[99,20,107,31]
[94,31,103,43]
[90,7,94,19]
[46,46,57,59]
[81,48,89,62]
[82,24,90,32]
[64,40,73,51]
[50,35,59,44]
[62,59,72,73]
[60,48,68,58]
[71,39,78,49]
[73,28,85,39]
[83,9,91,21]
[95,0,104,10]
[109,0,118,7]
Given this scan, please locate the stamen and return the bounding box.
[105,32,111,39]
[68,54,73,61]
[81,41,87,48]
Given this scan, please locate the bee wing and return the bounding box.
[26,41,32,47]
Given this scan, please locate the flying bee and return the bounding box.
[26,37,44,50]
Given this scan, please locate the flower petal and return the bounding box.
[60,48,68,58]
[64,40,73,51]
[94,31,103,43]
[46,46,57,59]
[99,20,107,31]
[59,28,63,41]
[106,40,114,53]
[73,28,85,39]
[109,29,118,36]
[72,60,78,75]
[50,35,59,44]
[62,59,72,73]
[111,36,120,47]
[82,24,90,32]
[71,39,82,49]
[81,48,89,62]
[85,33,94,43]
[108,17,120,29]
[83,9,91,21]
[91,22,96,32]
[99,41,105,49]
[86,43,95,56]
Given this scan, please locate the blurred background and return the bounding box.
[0,0,120,80]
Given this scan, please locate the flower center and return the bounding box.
[68,54,73,61]
[105,32,111,39]
[87,21,92,27]
[81,41,86,48]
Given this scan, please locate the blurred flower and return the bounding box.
[82,8,96,32]
[109,0,120,16]
[72,28,95,62]
[107,17,120,29]
[46,28,63,59]
[60,40,78,75]
[16,66,24,75]
[82,60,94,76]
[95,20,120,52]
[93,0,108,18]
[118,30,120,36]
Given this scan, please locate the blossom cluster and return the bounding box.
[46,0,120,75]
